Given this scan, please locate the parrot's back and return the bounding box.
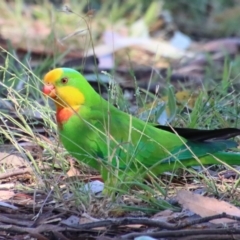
[58,103,187,179]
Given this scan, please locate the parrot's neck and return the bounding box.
[56,105,79,126]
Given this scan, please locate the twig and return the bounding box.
[32,175,62,225]
[62,213,240,231]
[178,234,240,240]
[61,217,175,229]
[0,223,48,240]
[32,187,54,225]
[1,213,240,239]
[121,229,240,239]
[0,168,31,180]
[0,215,32,227]
[176,212,238,229]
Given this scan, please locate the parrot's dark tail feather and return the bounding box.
[156,126,240,142]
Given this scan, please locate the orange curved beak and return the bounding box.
[42,84,57,98]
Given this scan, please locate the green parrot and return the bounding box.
[42,68,240,187]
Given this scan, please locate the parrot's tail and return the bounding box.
[201,151,240,166]
[154,151,240,174]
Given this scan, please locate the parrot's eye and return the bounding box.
[61,77,68,84]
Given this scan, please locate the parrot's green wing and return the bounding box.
[81,105,240,177]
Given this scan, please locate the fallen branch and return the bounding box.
[0,223,48,240]
[0,168,31,180]
[1,212,240,240]
[0,215,32,227]
[62,213,240,230]
[121,229,240,239]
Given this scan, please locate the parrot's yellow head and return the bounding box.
[42,68,86,110]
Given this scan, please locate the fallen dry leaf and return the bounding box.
[0,152,27,169]
[199,38,240,54]
[89,30,187,59]
[0,190,15,200]
[151,209,186,222]
[62,214,106,230]
[67,158,81,177]
[177,190,240,224]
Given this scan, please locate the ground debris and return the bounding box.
[0,188,239,239]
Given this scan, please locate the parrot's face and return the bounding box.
[42,68,85,108]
